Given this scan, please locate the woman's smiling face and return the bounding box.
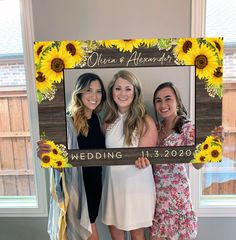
[112,77,134,113]
[81,80,102,115]
[154,86,178,120]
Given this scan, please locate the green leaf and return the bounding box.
[40,131,47,140]
[36,90,43,103]
[158,39,168,49]
[216,87,223,99]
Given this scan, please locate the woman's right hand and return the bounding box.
[37,141,63,172]
[37,140,51,159]
[135,157,151,169]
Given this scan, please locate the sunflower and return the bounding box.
[183,44,218,80]
[60,41,84,65]
[200,141,211,151]
[113,39,143,52]
[207,66,223,88]
[50,155,68,168]
[142,39,158,48]
[206,37,223,60]
[174,38,198,63]
[101,40,117,48]
[40,47,75,83]
[41,153,56,168]
[209,145,222,162]
[193,151,209,163]
[34,41,54,64]
[35,70,53,93]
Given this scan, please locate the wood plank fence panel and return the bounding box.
[223,82,236,161]
[0,97,17,196]
[202,82,236,195]
[11,97,31,195]
[0,89,34,196]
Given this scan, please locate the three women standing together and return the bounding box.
[38,70,198,240]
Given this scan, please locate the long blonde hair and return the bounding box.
[67,73,106,136]
[104,70,146,146]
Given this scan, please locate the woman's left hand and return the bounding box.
[135,157,150,169]
[211,125,224,142]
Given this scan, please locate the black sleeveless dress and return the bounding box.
[77,113,105,223]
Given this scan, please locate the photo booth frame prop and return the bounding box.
[34,38,223,167]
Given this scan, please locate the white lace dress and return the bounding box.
[102,112,156,231]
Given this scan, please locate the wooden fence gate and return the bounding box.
[0,88,35,196]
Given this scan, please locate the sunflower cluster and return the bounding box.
[191,136,222,163]
[34,41,85,102]
[174,38,223,98]
[40,140,71,168]
[100,38,176,52]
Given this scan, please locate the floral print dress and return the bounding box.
[151,122,197,240]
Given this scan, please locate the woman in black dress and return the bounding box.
[38,73,106,240]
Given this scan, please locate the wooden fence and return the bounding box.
[222,82,236,161]
[202,81,236,195]
[0,88,35,196]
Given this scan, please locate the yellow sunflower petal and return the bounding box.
[113,39,143,52]
[142,39,158,48]
[101,40,117,48]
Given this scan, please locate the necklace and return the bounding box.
[159,116,179,140]
[159,125,172,141]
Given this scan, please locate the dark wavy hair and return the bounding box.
[153,81,190,134]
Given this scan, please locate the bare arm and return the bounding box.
[135,115,158,168]
[138,114,158,147]
[192,163,204,169]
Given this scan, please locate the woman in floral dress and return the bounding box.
[136,81,200,240]
[151,82,198,240]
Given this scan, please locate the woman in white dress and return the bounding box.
[102,70,158,240]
